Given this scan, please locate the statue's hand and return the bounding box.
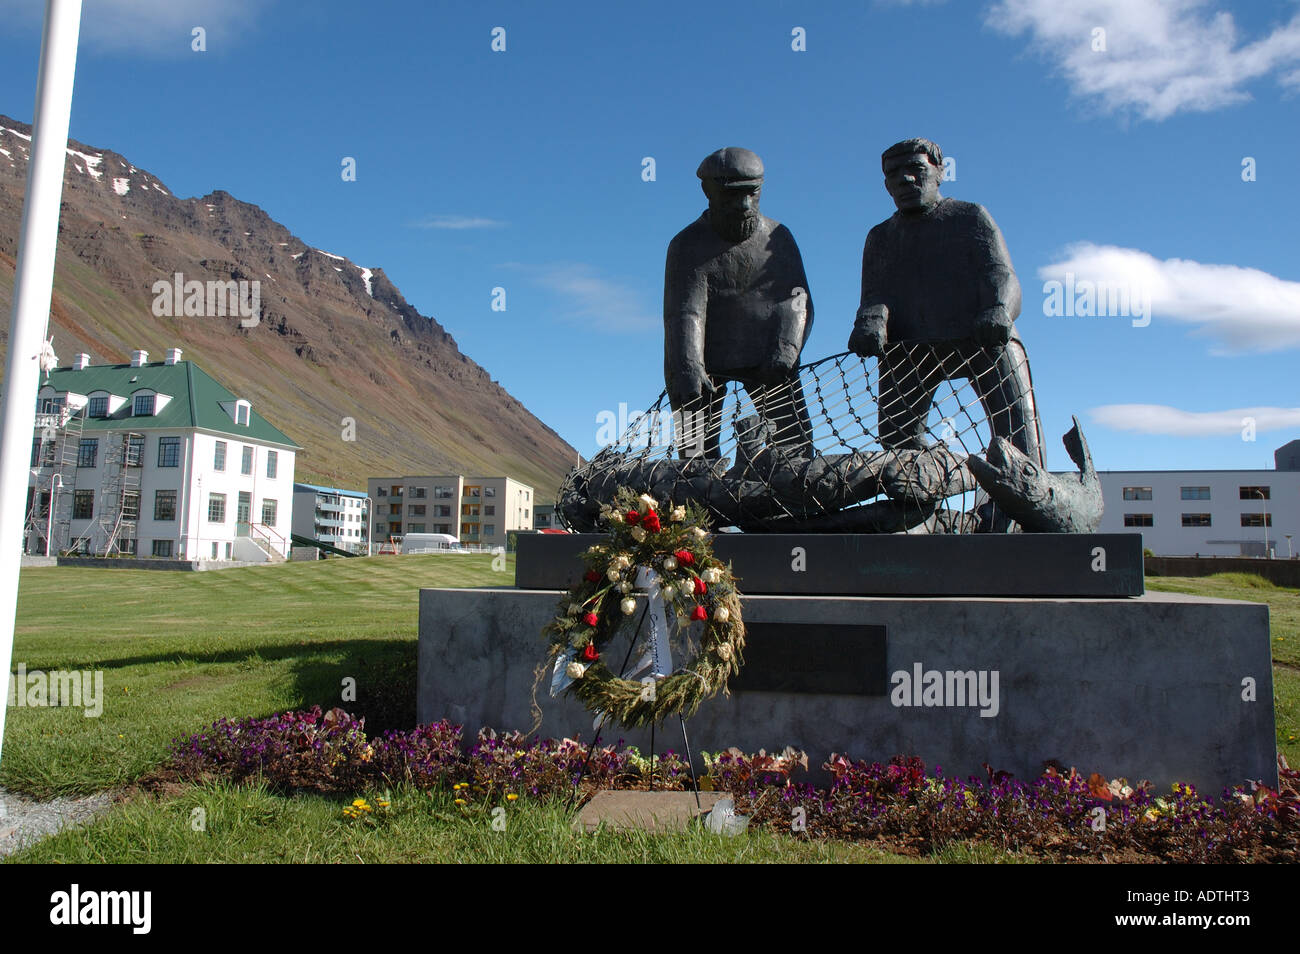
[848,321,887,358]
[669,367,712,407]
[757,349,798,385]
[974,307,1012,351]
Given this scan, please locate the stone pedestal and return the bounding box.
[418,588,1277,792]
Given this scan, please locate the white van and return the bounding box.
[400,532,461,554]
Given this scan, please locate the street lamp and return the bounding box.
[1251,489,1269,557]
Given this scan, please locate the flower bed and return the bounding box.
[167,707,1298,863]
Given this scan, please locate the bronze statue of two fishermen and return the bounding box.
[663,139,1044,473]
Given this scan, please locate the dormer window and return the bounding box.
[133,393,156,416]
[234,400,251,426]
[88,396,109,418]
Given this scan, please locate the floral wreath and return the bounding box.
[539,487,745,728]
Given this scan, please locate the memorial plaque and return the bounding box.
[729,622,887,696]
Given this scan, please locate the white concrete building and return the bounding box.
[1097,440,1300,557]
[292,482,370,554]
[25,348,299,561]
[366,474,534,546]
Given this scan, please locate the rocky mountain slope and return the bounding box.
[0,114,577,498]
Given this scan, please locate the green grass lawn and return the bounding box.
[3,554,514,798]
[2,562,1294,863]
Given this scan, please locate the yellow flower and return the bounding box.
[454,798,466,806]
[1143,808,1161,822]
[506,793,519,801]
[352,798,367,807]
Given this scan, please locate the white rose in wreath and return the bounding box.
[566,661,587,680]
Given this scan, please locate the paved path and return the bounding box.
[0,787,113,859]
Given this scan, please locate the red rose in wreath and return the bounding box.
[693,577,707,596]
[690,605,707,621]
[675,549,695,566]
[583,612,599,627]
[625,510,640,525]
[642,510,662,533]
[584,570,600,583]
[581,644,600,662]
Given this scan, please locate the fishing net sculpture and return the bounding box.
[559,340,1058,534]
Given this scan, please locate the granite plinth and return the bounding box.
[418,587,1276,792]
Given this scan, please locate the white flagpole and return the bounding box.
[0,0,83,765]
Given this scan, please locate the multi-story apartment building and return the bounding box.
[1097,440,1300,557]
[25,348,298,561]
[366,474,534,545]
[291,483,370,554]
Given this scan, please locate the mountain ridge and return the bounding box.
[0,113,577,498]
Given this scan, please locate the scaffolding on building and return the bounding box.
[67,429,144,556]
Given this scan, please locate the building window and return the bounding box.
[122,491,141,520]
[435,486,452,498]
[1239,486,1270,500]
[208,493,226,522]
[390,486,403,497]
[117,539,137,555]
[262,499,277,525]
[77,438,98,468]
[236,404,250,426]
[376,486,387,498]
[1241,513,1273,527]
[435,505,450,517]
[88,396,108,418]
[158,437,180,467]
[484,487,496,497]
[267,450,278,479]
[407,523,426,533]
[1123,514,1153,527]
[390,504,402,515]
[241,446,253,475]
[1181,513,1211,527]
[211,542,219,559]
[434,524,450,534]
[152,540,173,558]
[73,490,94,520]
[133,393,156,416]
[126,435,145,467]
[410,505,426,515]
[484,505,495,516]
[225,542,232,559]
[154,490,177,521]
[214,440,227,471]
[484,524,496,536]
[414,487,426,498]
[388,522,401,535]
[1122,487,1152,501]
[1180,486,1211,500]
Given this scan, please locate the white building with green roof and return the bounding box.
[26,348,300,561]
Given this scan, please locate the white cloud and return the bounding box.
[1090,404,1300,436]
[1038,243,1300,353]
[0,0,268,57]
[502,263,656,334]
[411,215,506,230]
[987,0,1300,120]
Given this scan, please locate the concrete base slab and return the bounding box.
[419,588,1277,793]
[572,791,721,833]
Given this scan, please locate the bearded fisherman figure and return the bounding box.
[663,147,815,459]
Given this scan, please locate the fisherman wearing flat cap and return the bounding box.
[663,147,814,458]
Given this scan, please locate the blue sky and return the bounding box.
[2,0,1299,473]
